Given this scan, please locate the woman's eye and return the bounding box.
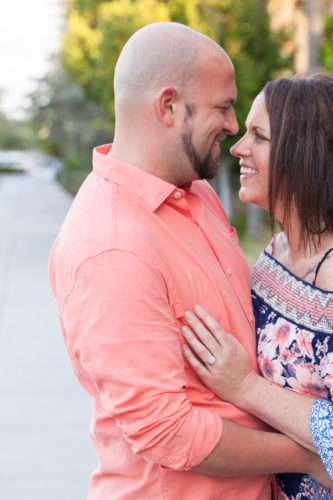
[255,133,267,141]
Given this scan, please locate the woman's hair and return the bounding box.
[263,73,333,247]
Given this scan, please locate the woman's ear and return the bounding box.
[155,86,179,127]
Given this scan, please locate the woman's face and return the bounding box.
[230,92,271,210]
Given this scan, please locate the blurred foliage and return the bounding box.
[0,95,32,150]
[320,14,333,72]
[27,56,112,194]
[28,0,292,195]
[63,0,292,144]
[0,165,26,174]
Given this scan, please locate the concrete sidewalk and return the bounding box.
[0,162,96,499]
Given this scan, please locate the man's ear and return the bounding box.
[155,86,179,127]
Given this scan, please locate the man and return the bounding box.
[49,22,328,499]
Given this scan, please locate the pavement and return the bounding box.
[0,152,96,500]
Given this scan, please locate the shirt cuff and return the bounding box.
[183,409,223,470]
[132,407,223,471]
[310,398,333,479]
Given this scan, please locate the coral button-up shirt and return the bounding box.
[49,144,271,500]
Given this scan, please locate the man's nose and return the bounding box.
[225,108,239,136]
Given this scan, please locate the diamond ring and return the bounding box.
[207,355,216,366]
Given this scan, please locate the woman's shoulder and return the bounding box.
[264,232,287,257]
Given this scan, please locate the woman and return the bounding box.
[182,74,333,499]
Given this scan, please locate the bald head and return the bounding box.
[114,22,228,107]
[110,23,237,184]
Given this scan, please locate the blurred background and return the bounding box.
[2,0,333,248]
[1,0,333,257]
[0,1,332,499]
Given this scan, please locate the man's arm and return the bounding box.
[62,250,223,470]
[62,251,331,486]
[194,418,333,489]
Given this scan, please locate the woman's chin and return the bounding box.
[238,188,268,210]
[238,188,253,205]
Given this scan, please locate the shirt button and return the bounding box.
[173,191,181,199]
[227,267,232,275]
[249,314,254,323]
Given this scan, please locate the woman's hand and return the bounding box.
[182,305,259,406]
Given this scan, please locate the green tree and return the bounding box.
[61,0,291,239]
[63,0,291,138]
[63,0,170,121]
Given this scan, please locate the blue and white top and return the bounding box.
[252,243,333,499]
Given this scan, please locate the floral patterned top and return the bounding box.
[251,244,333,500]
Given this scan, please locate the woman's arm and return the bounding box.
[181,305,327,456]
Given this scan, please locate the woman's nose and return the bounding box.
[230,135,250,157]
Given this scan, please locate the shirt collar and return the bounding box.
[93,144,192,212]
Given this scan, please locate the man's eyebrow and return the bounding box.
[222,98,236,105]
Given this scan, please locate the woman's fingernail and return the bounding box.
[194,305,203,313]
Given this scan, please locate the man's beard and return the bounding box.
[181,127,219,180]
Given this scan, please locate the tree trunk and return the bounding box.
[210,156,233,219]
[306,0,324,72]
[217,156,233,219]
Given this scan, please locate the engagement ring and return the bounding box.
[207,355,216,366]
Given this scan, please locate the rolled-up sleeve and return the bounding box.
[61,249,222,470]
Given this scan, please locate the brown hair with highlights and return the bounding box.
[263,73,333,247]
